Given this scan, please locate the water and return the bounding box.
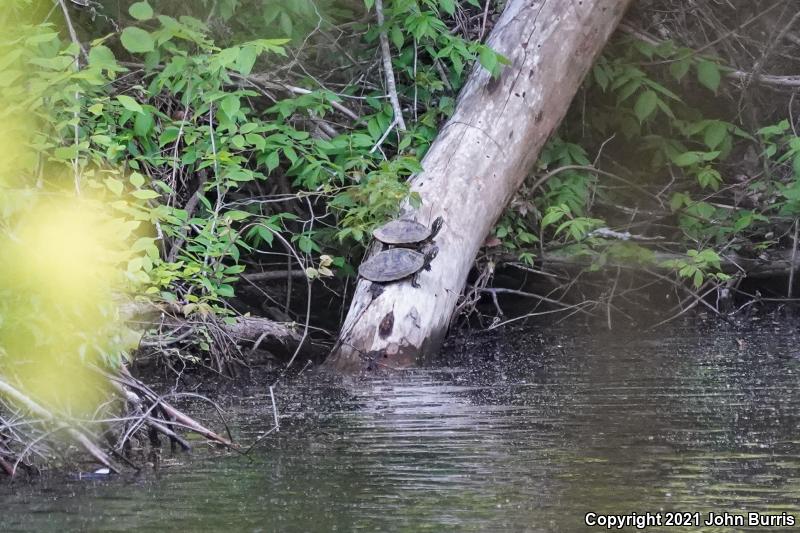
[3,318,800,532]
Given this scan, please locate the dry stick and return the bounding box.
[529,164,663,206]
[167,161,209,262]
[370,116,399,154]
[245,75,361,122]
[107,367,233,447]
[789,219,799,299]
[607,266,620,330]
[644,271,731,330]
[479,0,492,41]
[0,455,14,477]
[488,302,595,330]
[57,0,86,196]
[746,9,800,89]
[119,61,361,122]
[105,379,192,451]
[269,386,279,432]
[242,269,306,282]
[0,379,119,473]
[374,0,406,131]
[476,286,595,316]
[57,0,88,62]
[237,222,312,382]
[619,22,800,89]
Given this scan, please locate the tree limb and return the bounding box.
[374,0,407,131]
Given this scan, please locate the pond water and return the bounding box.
[3,318,800,532]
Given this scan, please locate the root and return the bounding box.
[0,365,236,478]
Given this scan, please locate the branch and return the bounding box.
[374,0,407,131]
[57,0,89,64]
[618,23,800,89]
[242,269,307,282]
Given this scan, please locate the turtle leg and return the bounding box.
[411,272,421,288]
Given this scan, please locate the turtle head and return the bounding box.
[423,245,439,270]
[429,216,444,240]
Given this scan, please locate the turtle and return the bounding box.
[358,246,439,287]
[373,216,444,248]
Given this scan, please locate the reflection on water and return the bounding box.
[2,318,800,532]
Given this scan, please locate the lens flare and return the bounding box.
[0,196,139,416]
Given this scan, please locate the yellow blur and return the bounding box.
[0,197,136,417]
[0,3,139,418]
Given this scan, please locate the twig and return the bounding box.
[57,0,86,195]
[479,0,491,41]
[475,286,595,316]
[370,117,399,154]
[374,0,406,131]
[487,302,595,330]
[242,269,307,282]
[269,386,279,432]
[529,164,663,206]
[619,22,800,89]
[57,0,88,62]
[0,378,119,473]
[789,219,798,299]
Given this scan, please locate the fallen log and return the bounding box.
[326,0,634,371]
[121,301,306,355]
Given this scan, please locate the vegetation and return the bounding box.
[1,0,800,473]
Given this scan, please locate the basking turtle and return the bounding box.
[359,246,438,287]
[373,216,443,248]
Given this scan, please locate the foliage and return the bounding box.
[493,28,798,290]
[4,0,800,362]
[0,0,507,377]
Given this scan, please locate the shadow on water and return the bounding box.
[3,317,800,532]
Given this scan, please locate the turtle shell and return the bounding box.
[358,248,426,282]
[373,219,432,245]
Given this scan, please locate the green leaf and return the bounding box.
[279,11,293,36]
[593,66,609,91]
[88,45,118,70]
[120,27,155,54]
[231,134,246,149]
[105,177,124,196]
[132,189,160,200]
[221,95,240,118]
[129,1,154,21]
[669,57,691,81]
[264,151,280,172]
[696,60,721,93]
[116,94,143,113]
[130,172,145,188]
[134,112,154,137]
[633,90,658,122]
[671,151,701,167]
[478,47,498,76]
[439,0,456,15]
[390,26,404,50]
[298,235,314,254]
[697,167,721,190]
[54,145,78,160]
[226,210,252,221]
[703,121,727,149]
[235,45,258,75]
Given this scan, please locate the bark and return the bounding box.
[325,0,633,372]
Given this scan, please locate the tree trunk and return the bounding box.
[326,0,633,372]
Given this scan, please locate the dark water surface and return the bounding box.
[3,319,800,532]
